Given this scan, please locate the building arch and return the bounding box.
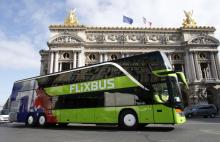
[187,35,219,46]
[47,34,84,45]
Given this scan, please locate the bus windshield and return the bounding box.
[152,76,182,104]
[152,78,170,103]
[168,76,182,103]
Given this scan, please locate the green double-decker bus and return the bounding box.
[9,51,186,129]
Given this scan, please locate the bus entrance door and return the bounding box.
[153,104,174,124]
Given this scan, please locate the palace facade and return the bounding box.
[40,10,220,108]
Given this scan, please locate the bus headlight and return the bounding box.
[175,109,184,116]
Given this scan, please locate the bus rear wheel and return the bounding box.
[26,114,36,127]
[38,114,47,127]
[119,110,138,129]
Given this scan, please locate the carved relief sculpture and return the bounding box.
[128,35,137,41]
[108,34,117,41]
[117,34,127,43]
[52,36,79,44]
[95,34,105,43]
[87,34,95,41]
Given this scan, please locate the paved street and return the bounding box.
[0,118,220,142]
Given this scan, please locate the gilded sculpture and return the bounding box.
[182,10,197,28]
[64,9,79,26]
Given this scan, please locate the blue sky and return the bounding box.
[0,0,220,106]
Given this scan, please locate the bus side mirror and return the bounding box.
[176,72,189,89]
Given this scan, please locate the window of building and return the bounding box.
[62,62,71,71]
[200,63,210,79]
[173,64,182,72]
[199,53,207,59]
[89,54,96,61]
[63,53,70,59]
[111,54,117,60]
[173,54,180,60]
[44,69,48,75]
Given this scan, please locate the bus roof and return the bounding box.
[15,51,168,83]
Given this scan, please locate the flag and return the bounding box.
[143,17,152,27]
[123,15,133,24]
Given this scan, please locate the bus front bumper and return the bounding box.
[174,110,186,124]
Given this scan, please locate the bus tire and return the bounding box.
[26,114,36,127]
[119,110,138,129]
[38,114,47,127]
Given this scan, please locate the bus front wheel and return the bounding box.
[38,114,47,127]
[119,110,138,129]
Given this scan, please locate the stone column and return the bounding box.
[184,51,190,80]
[99,53,103,62]
[104,53,108,61]
[54,52,59,72]
[168,53,172,64]
[121,53,125,58]
[214,53,220,79]
[49,52,54,73]
[210,53,218,79]
[76,52,79,67]
[73,51,77,68]
[189,52,196,81]
[193,53,202,80]
[181,64,184,73]
[78,50,85,67]
[40,61,44,75]
[59,63,62,72]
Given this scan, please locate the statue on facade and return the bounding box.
[64,9,79,26]
[182,10,197,28]
[198,88,208,103]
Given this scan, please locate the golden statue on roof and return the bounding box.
[182,10,197,28]
[64,9,79,26]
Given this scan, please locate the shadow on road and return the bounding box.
[186,117,220,123]
[0,123,175,132]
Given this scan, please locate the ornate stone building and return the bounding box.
[40,10,220,108]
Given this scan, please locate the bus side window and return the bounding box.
[104,92,115,107]
[115,93,135,106]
